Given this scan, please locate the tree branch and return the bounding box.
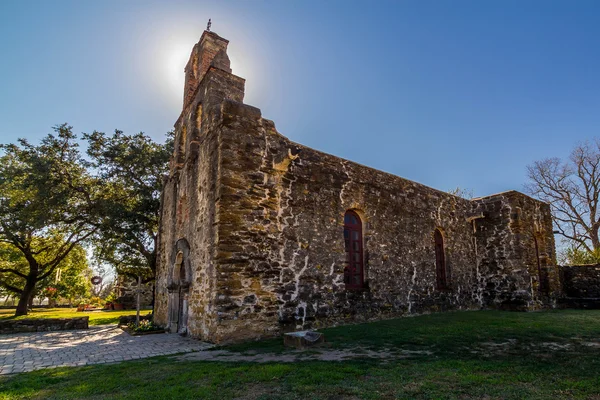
[0,268,28,279]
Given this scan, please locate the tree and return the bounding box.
[0,243,28,299]
[448,186,474,199]
[24,244,92,307]
[0,124,100,315]
[84,130,172,282]
[559,246,600,266]
[526,139,600,256]
[43,245,92,306]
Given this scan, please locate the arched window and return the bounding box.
[344,210,364,289]
[434,229,448,290]
[175,125,187,165]
[533,234,549,295]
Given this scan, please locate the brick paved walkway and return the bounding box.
[0,325,212,375]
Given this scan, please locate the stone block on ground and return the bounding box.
[284,331,324,349]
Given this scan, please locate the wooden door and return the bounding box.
[344,211,364,289]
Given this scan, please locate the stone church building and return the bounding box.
[154,30,560,343]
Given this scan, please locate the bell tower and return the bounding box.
[182,30,232,109]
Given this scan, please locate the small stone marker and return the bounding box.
[283,330,324,349]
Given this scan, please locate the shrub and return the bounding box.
[127,319,161,332]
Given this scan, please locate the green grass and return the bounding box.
[0,308,150,326]
[2,310,600,399]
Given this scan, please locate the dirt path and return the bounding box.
[179,347,433,363]
[178,338,600,363]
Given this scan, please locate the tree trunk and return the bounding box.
[151,286,155,309]
[149,247,157,309]
[592,229,600,252]
[15,277,37,316]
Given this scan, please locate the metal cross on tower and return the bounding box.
[207,18,212,32]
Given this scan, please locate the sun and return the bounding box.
[156,27,260,110]
[163,41,192,104]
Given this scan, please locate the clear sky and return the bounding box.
[1,0,599,197]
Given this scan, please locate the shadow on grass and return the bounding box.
[2,310,600,399]
[88,316,122,326]
[0,309,152,327]
[220,309,600,357]
[1,348,599,399]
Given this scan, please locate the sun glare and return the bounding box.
[163,41,192,104]
[154,22,263,111]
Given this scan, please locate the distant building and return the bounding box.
[114,276,153,309]
[154,30,559,343]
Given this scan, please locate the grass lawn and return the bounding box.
[0,308,150,326]
[1,310,600,399]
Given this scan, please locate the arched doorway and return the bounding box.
[168,239,191,335]
[434,229,448,290]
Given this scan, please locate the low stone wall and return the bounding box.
[0,317,89,334]
[560,265,600,298]
[0,305,74,310]
[559,265,600,309]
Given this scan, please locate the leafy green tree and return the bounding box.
[40,245,92,305]
[0,240,92,307]
[560,246,600,266]
[0,124,100,315]
[84,130,172,282]
[0,243,28,298]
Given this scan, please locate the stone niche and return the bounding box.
[154,30,560,344]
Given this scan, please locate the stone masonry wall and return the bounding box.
[560,265,600,299]
[207,101,558,343]
[472,192,559,310]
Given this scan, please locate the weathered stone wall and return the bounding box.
[560,265,600,298]
[0,317,88,334]
[472,192,560,310]
[155,30,559,344]
[208,101,559,342]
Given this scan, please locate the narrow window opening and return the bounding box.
[435,229,449,290]
[344,210,364,289]
[533,235,549,295]
[177,125,187,163]
[196,104,203,131]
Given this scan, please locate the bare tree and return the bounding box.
[448,186,474,200]
[525,139,600,253]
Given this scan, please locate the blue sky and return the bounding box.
[1,0,599,197]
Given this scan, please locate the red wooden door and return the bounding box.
[344,211,364,288]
